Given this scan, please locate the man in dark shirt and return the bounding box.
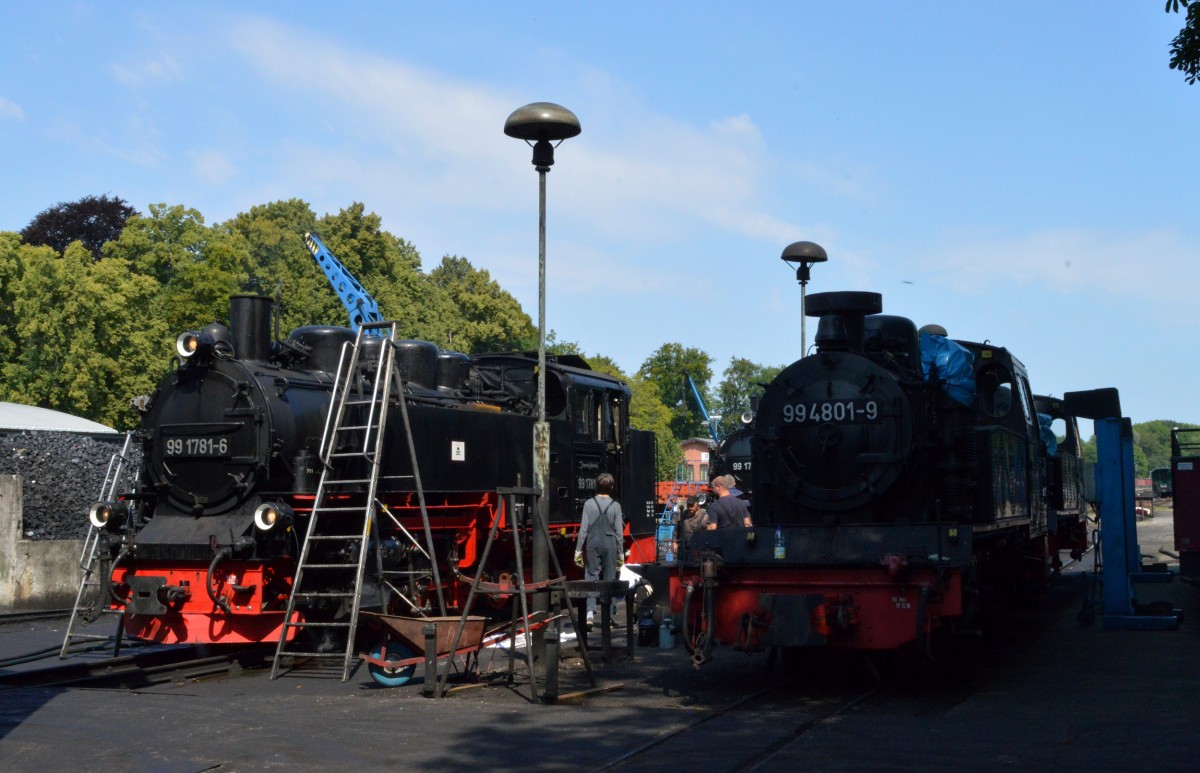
[679,495,708,546]
[706,475,751,529]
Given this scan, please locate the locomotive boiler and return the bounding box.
[644,290,1081,666]
[92,294,655,646]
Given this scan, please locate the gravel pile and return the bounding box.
[0,431,140,541]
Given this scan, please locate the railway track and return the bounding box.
[0,608,72,625]
[592,675,879,772]
[0,645,271,691]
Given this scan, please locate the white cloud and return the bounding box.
[222,15,812,249]
[47,118,165,168]
[190,149,238,185]
[928,227,1200,305]
[710,114,763,143]
[112,54,181,88]
[0,97,24,121]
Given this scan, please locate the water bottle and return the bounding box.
[774,525,786,560]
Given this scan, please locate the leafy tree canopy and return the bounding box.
[0,241,165,427]
[1167,1,1200,84]
[715,356,784,425]
[21,194,138,260]
[636,343,714,441]
[1081,419,1200,477]
[429,255,535,353]
[107,204,247,335]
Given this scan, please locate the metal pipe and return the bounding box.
[206,548,232,615]
[681,582,696,655]
[532,165,550,661]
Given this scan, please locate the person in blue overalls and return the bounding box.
[573,472,625,627]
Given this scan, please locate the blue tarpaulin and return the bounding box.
[920,333,976,407]
[1038,413,1058,456]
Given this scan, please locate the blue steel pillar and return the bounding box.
[1063,388,1179,631]
[1096,417,1139,619]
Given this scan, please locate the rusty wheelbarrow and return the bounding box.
[360,613,487,687]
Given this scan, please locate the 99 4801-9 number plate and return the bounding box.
[782,399,878,424]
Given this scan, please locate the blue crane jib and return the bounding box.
[686,372,722,443]
[303,231,386,335]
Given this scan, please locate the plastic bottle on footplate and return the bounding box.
[774,525,785,560]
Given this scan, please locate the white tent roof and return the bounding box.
[0,402,117,434]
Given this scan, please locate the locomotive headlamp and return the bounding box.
[176,326,229,361]
[88,501,128,531]
[253,502,295,531]
[741,410,755,425]
[176,331,202,358]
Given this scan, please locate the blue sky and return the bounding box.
[2,3,1197,428]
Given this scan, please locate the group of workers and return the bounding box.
[571,471,752,626]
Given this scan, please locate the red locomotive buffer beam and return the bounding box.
[117,561,298,645]
[673,566,964,655]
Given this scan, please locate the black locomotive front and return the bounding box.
[752,291,940,525]
[662,289,1056,664]
[134,296,336,560]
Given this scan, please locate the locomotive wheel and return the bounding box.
[368,637,417,687]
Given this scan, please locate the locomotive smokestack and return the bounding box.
[230,295,273,362]
[806,291,883,353]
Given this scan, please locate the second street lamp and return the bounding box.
[504,101,581,660]
[780,240,828,355]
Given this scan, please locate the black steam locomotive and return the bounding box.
[647,291,1084,665]
[94,295,655,645]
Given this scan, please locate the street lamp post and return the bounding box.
[780,241,828,354]
[504,102,580,659]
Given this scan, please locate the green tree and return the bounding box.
[630,376,680,480]
[1082,434,1097,465]
[637,343,714,441]
[545,330,581,356]
[715,357,784,424]
[0,242,165,427]
[223,199,330,331]
[316,203,456,343]
[429,255,535,353]
[21,194,138,260]
[0,232,23,365]
[1132,420,1200,475]
[107,204,247,335]
[1168,1,1200,84]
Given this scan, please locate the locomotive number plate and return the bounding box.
[782,399,879,424]
[164,436,230,457]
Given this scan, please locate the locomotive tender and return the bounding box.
[93,294,655,645]
[645,290,1086,666]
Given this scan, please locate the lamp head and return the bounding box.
[780,241,828,284]
[504,102,581,170]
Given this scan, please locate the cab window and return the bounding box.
[573,390,593,437]
[977,363,1014,419]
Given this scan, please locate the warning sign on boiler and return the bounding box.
[451,441,465,461]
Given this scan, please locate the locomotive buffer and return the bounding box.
[270,321,439,681]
